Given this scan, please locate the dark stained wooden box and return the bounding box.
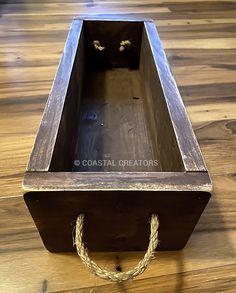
[23,16,212,252]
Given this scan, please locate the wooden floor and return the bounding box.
[0,0,236,292]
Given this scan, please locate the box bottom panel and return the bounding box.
[73,68,160,172]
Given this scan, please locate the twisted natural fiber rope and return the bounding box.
[74,214,159,282]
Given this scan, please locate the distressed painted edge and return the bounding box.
[23,171,212,193]
[73,14,153,22]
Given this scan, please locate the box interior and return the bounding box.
[50,20,184,172]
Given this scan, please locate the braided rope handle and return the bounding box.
[74,214,159,282]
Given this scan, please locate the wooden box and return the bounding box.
[23,16,212,252]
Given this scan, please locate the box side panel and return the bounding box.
[49,26,85,171]
[24,190,211,252]
[140,28,184,172]
[144,21,207,172]
[83,20,143,68]
[27,19,83,171]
